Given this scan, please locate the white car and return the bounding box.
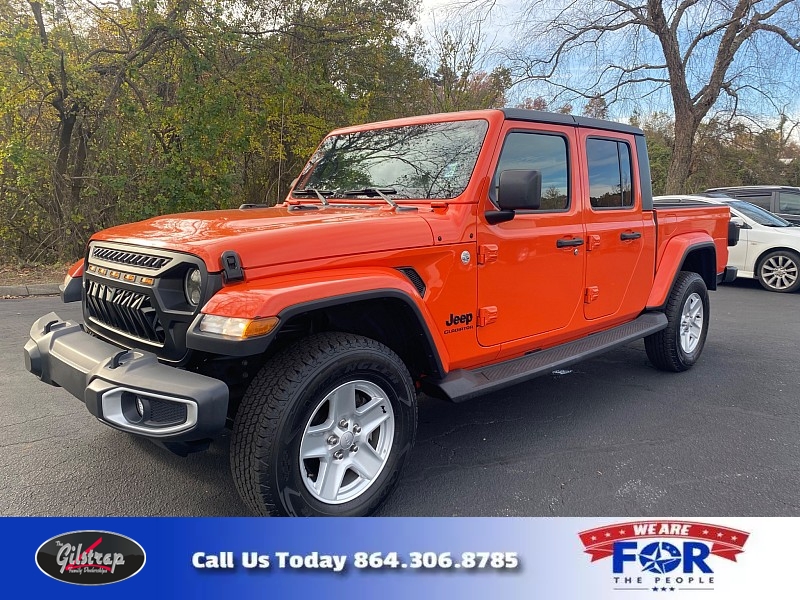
[654,194,800,293]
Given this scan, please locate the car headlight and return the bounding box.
[198,315,279,339]
[184,268,202,306]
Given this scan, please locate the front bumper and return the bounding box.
[24,312,229,444]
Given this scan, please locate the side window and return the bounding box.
[778,192,800,215]
[741,194,771,210]
[492,132,569,210]
[586,138,634,209]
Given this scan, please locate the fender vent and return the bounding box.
[397,267,426,297]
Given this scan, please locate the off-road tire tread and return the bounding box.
[644,271,707,373]
[230,331,415,516]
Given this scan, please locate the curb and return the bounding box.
[0,283,61,297]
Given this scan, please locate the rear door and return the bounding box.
[580,131,649,321]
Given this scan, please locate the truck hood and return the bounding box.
[92,205,434,271]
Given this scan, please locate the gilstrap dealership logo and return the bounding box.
[36,530,146,585]
[578,521,749,593]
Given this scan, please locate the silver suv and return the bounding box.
[704,186,800,224]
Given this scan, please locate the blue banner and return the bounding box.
[8,517,788,598]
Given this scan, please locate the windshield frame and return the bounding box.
[727,199,793,227]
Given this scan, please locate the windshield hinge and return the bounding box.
[220,250,244,283]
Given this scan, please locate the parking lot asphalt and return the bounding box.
[1,280,798,517]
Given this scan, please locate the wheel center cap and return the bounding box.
[341,431,354,447]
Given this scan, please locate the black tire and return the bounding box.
[756,249,800,293]
[230,332,417,516]
[644,271,709,372]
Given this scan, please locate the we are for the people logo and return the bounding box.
[578,520,749,593]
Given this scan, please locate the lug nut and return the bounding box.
[333,450,344,460]
[327,434,339,446]
[353,424,362,434]
[338,419,349,428]
[349,444,358,453]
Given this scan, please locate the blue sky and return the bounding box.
[417,0,800,130]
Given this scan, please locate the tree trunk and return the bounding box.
[664,119,696,194]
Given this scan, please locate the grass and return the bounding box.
[0,260,75,286]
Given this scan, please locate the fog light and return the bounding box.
[121,391,149,424]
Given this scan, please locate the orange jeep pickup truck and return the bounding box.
[24,109,737,516]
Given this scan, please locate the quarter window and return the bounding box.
[778,192,800,215]
[492,132,569,210]
[739,194,771,210]
[586,138,633,209]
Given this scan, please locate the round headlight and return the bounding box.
[184,268,202,306]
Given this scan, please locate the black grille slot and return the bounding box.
[92,246,171,270]
[85,280,166,344]
[397,267,426,297]
[147,399,187,426]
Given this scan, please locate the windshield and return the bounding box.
[294,119,489,200]
[728,200,792,227]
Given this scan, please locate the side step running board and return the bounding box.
[427,312,668,402]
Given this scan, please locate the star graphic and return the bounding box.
[731,535,738,541]
[669,588,675,592]
[717,532,724,538]
[591,535,597,541]
[619,529,626,534]
[605,532,612,538]
[661,587,667,592]
[702,529,709,535]
[652,587,659,592]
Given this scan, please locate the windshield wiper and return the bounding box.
[292,188,333,206]
[341,187,400,209]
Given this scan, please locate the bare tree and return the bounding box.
[507,0,800,193]
[425,5,511,112]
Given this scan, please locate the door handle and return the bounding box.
[620,231,642,241]
[556,237,584,248]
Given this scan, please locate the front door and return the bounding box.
[477,124,585,347]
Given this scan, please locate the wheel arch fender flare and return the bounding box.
[647,235,717,310]
[187,267,449,376]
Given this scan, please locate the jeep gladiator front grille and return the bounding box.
[92,246,172,270]
[85,280,166,345]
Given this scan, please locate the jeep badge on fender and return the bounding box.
[445,313,473,327]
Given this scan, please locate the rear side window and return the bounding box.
[586,138,633,209]
[492,132,569,210]
[739,194,771,210]
[778,192,800,215]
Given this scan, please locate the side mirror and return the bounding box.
[498,169,542,210]
[728,217,744,246]
[486,170,542,224]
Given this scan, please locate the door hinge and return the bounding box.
[584,286,600,304]
[477,306,498,327]
[477,244,498,265]
[587,234,601,251]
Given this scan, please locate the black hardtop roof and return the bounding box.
[501,108,644,136]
